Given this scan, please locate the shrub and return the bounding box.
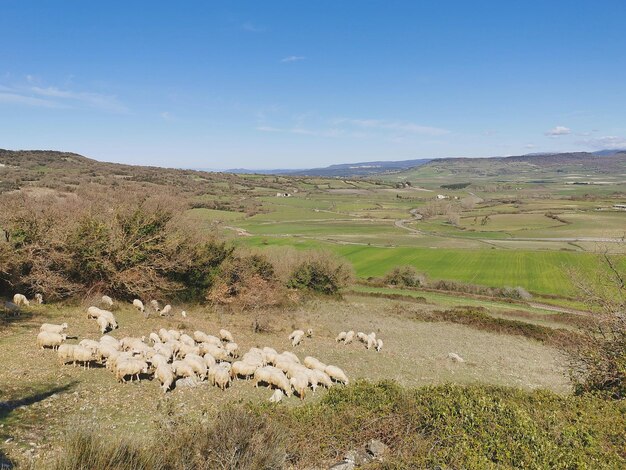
[287,251,353,296]
[383,266,425,287]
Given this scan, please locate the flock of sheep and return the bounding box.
[336,330,383,351]
[34,295,351,401]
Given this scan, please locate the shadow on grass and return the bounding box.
[0,448,15,469]
[0,382,77,421]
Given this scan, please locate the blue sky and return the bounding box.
[1,1,625,169]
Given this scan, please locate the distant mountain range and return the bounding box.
[224,149,626,178]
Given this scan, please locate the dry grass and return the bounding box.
[0,296,570,465]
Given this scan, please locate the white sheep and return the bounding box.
[13,294,29,307]
[149,332,161,344]
[345,331,355,344]
[208,362,232,385]
[179,334,195,346]
[200,343,229,361]
[172,360,195,379]
[167,329,181,340]
[119,336,146,351]
[219,328,234,343]
[57,344,76,365]
[291,332,304,347]
[357,332,368,343]
[78,339,101,354]
[366,335,376,350]
[132,299,145,313]
[101,295,114,307]
[149,299,160,312]
[36,331,66,349]
[335,331,347,342]
[98,343,119,362]
[116,358,149,382]
[225,342,239,358]
[181,310,187,318]
[376,339,383,352]
[203,353,216,368]
[96,315,115,334]
[213,367,231,390]
[40,323,68,334]
[73,345,97,369]
[178,343,200,358]
[312,369,333,389]
[242,352,264,367]
[325,365,349,385]
[100,335,120,349]
[159,304,172,316]
[289,329,304,340]
[304,356,327,372]
[155,364,174,393]
[231,360,258,380]
[194,331,221,345]
[183,354,208,380]
[158,328,174,343]
[306,328,313,337]
[269,389,284,403]
[34,293,43,304]
[290,373,309,400]
[149,353,170,369]
[254,366,292,397]
[153,343,173,361]
[281,351,300,363]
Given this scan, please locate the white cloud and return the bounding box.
[242,22,266,33]
[0,92,65,108]
[524,143,536,149]
[160,112,172,120]
[545,125,571,136]
[0,78,127,113]
[337,118,449,136]
[256,125,342,137]
[579,135,626,150]
[281,56,305,63]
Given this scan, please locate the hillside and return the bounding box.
[387,151,626,183]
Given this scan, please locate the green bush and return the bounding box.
[383,266,425,287]
[287,253,353,296]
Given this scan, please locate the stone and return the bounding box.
[176,377,199,388]
[366,439,389,458]
[328,462,355,470]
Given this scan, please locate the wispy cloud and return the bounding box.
[256,125,342,137]
[578,135,626,150]
[336,118,450,136]
[160,111,172,120]
[281,56,305,63]
[0,78,127,113]
[545,125,571,136]
[242,21,266,33]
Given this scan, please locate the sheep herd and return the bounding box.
[33,296,352,402]
[336,330,383,351]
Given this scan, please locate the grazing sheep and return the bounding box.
[366,335,376,350]
[116,359,149,382]
[242,352,264,367]
[231,360,258,380]
[224,342,239,358]
[100,335,120,349]
[153,343,173,361]
[254,367,292,397]
[119,336,146,351]
[132,299,145,313]
[269,389,284,403]
[150,299,160,313]
[98,343,119,362]
[167,329,181,340]
[203,353,216,368]
[34,293,43,304]
[335,331,347,342]
[57,344,76,365]
[73,345,97,369]
[158,328,174,343]
[172,360,195,379]
[289,330,304,340]
[179,334,195,346]
[291,332,304,347]
[194,331,221,346]
[213,367,231,390]
[219,329,234,343]
[200,343,229,361]
[312,369,333,389]
[325,365,349,385]
[149,353,170,369]
[149,332,161,345]
[13,294,29,307]
[40,323,68,334]
[159,304,172,316]
[376,339,383,352]
[96,315,115,334]
[357,332,368,343]
[36,331,67,350]
[304,356,327,372]
[78,339,101,354]
[306,328,313,337]
[155,364,175,393]
[290,373,309,400]
[281,351,300,363]
[101,295,114,307]
[208,363,232,385]
[345,331,355,344]
[183,354,207,379]
[178,343,200,358]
